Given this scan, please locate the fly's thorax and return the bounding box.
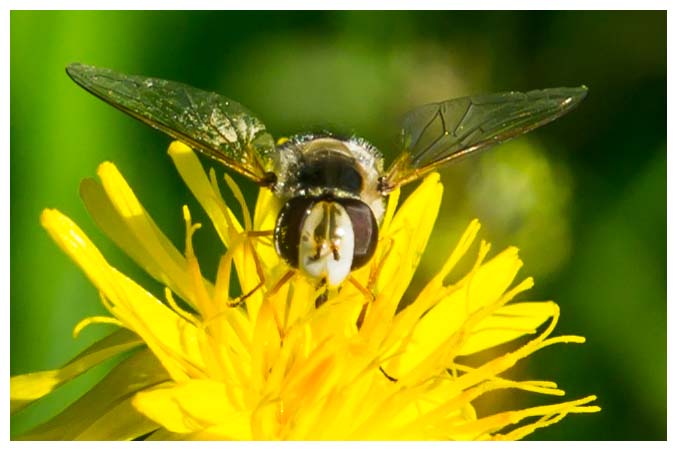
[272,134,386,224]
[274,195,379,286]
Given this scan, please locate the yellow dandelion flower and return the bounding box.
[11,141,599,440]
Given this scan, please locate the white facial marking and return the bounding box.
[299,201,355,286]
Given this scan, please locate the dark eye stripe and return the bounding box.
[337,198,378,270]
[274,197,317,269]
[275,196,378,273]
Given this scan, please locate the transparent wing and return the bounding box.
[381,87,588,192]
[66,63,276,185]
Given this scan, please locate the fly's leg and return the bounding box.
[314,277,329,308]
[247,229,274,239]
[227,225,292,340]
[226,280,264,308]
[225,230,274,308]
[347,275,375,329]
[367,237,395,291]
[263,269,296,339]
[226,231,293,341]
[353,237,396,329]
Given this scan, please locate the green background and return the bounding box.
[10,11,666,440]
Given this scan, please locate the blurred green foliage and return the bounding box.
[10,11,666,440]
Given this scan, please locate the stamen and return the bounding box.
[213,251,235,307]
[453,363,565,396]
[182,205,217,323]
[182,205,202,260]
[487,395,600,440]
[72,316,124,338]
[454,302,562,391]
[469,325,538,336]
[535,334,587,351]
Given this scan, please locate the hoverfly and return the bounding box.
[66,63,587,292]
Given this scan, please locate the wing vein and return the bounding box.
[383,86,588,192]
[65,63,276,185]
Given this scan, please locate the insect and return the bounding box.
[66,63,587,293]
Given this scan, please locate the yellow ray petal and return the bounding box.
[15,349,169,440]
[252,187,281,268]
[74,397,158,440]
[132,379,250,438]
[386,219,481,354]
[21,139,599,440]
[168,141,242,247]
[360,173,443,341]
[10,329,142,414]
[168,141,271,321]
[459,301,558,355]
[81,163,217,307]
[393,246,527,375]
[80,177,188,305]
[40,209,206,381]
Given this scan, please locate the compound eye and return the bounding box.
[340,199,378,269]
[274,197,317,269]
[274,196,378,285]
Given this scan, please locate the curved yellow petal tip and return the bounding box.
[72,316,123,338]
[168,140,192,155]
[40,209,81,240]
[423,171,441,185]
[96,161,117,176]
[182,205,192,223]
[505,245,521,257]
[133,380,243,436]
[40,208,59,227]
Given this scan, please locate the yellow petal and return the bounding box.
[145,428,188,440]
[132,379,250,438]
[97,162,205,293]
[11,329,142,414]
[459,301,557,355]
[446,394,600,440]
[168,142,269,321]
[168,141,242,247]
[40,209,206,381]
[394,246,526,376]
[23,139,599,440]
[360,173,443,340]
[463,246,524,312]
[74,397,158,440]
[15,349,168,440]
[386,219,481,355]
[253,186,280,231]
[80,172,209,307]
[252,187,282,268]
